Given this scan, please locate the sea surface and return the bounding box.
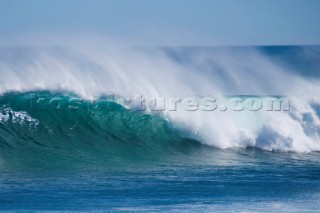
[0,46,320,212]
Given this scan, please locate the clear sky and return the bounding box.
[0,0,320,45]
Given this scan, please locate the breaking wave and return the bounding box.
[1,45,320,156]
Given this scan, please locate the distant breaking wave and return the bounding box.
[0,46,320,155]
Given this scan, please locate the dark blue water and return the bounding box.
[1,149,320,212]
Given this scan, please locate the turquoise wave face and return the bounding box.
[0,91,205,171]
[1,90,320,172]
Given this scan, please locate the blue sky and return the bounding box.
[0,0,320,45]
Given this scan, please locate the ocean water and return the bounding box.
[0,46,320,212]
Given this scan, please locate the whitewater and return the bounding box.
[0,45,320,152]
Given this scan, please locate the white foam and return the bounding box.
[0,43,319,152]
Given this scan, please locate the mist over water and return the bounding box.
[1,44,320,152]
